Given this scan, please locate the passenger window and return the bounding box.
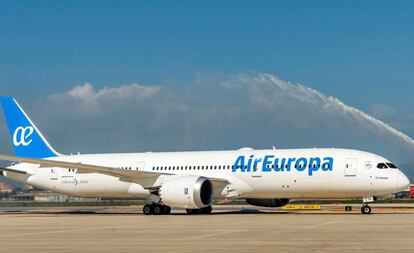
[377,163,388,169]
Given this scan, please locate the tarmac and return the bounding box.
[0,204,414,253]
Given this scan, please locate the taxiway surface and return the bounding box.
[0,204,413,253]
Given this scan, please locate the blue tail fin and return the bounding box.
[0,97,60,158]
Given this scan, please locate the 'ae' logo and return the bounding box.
[13,126,34,146]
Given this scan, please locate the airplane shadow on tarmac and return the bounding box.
[2,207,414,216]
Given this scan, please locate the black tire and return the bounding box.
[361,205,371,214]
[186,206,212,215]
[152,205,162,215]
[162,205,171,215]
[143,204,152,215]
[202,205,212,214]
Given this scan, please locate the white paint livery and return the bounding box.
[0,97,410,215]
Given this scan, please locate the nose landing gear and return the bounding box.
[361,196,374,215]
[361,204,371,214]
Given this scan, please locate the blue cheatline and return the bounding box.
[0,97,59,158]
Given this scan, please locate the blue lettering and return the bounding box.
[286,158,296,171]
[274,158,286,172]
[232,155,334,176]
[253,158,262,172]
[308,157,321,176]
[322,157,333,171]
[233,156,245,172]
[247,155,254,172]
[262,155,274,172]
[295,157,307,172]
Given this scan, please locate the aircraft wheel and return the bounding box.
[162,205,171,215]
[152,204,163,215]
[361,205,371,214]
[202,205,212,214]
[186,206,212,215]
[143,204,152,215]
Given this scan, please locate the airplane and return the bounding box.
[0,97,410,215]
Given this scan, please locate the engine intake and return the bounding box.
[159,176,213,209]
[246,198,290,207]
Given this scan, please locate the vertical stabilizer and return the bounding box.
[0,97,60,158]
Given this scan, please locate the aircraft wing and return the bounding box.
[0,166,27,174]
[0,154,229,188]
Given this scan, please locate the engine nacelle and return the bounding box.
[159,176,213,209]
[246,198,290,207]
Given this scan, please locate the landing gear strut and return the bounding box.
[361,196,374,215]
[143,204,171,215]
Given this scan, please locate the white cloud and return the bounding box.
[369,103,396,120]
[45,82,162,116]
[66,82,161,101]
[2,73,414,167]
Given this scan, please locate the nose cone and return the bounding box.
[398,171,410,191]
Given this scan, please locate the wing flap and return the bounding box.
[0,167,27,174]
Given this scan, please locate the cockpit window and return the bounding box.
[386,163,398,169]
[377,163,388,169]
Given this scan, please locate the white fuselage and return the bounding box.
[3,148,410,200]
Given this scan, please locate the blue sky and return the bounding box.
[1,0,414,172]
[1,1,414,109]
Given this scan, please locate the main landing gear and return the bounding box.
[142,204,213,215]
[143,204,171,215]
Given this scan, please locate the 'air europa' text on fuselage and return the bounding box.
[232,155,334,176]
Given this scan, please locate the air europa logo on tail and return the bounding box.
[232,155,334,176]
[13,126,34,146]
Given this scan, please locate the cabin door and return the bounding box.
[345,158,357,177]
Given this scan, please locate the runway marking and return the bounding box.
[302,221,339,229]
[275,220,340,236]
[184,229,244,240]
[0,225,132,238]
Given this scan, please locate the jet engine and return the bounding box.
[159,176,213,209]
[246,198,290,207]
